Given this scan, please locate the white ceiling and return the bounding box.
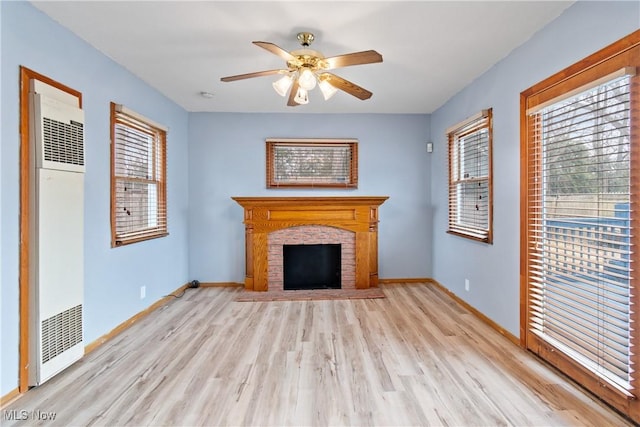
[31,1,574,114]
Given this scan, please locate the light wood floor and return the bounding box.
[3,283,632,426]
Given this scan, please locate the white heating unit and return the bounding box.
[29,82,85,386]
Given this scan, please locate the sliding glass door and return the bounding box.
[521,30,640,422]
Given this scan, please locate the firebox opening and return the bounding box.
[283,244,341,290]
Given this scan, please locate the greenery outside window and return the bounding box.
[447,109,493,243]
[110,103,167,246]
[266,138,358,188]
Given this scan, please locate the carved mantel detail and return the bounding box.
[232,196,389,291]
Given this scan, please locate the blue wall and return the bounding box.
[1,2,190,395]
[187,113,432,282]
[430,0,639,337]
[2,0,638,399]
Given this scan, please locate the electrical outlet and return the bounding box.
[465,279,470,292]
[140,285,146,299]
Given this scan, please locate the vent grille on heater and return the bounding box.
[42,117,84,166]
[41,304,83,364]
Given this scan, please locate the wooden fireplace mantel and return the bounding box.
[232,196,389,291]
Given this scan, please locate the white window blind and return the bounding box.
[111,104,167,246]
[266,139,358,188]
[448,109,493,242]
[527,74,633,394]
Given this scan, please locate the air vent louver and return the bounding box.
[42,117,84,166]
[41,304,83,364]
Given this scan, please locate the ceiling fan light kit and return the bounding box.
[318,79,338,100]
[293,87,309,105]
[272,74,293,97]
[221,32,383,106]
[297,68,317,90]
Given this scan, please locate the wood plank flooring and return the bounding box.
[3,283,632,426]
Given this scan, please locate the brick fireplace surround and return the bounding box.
[232,197,388,292]
[268,225,356,292]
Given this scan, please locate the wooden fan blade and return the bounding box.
[287,80,301,107]
[323,50,383,70]
[220,69,285,82]
[319,73,373,100]
[253,41,296,62]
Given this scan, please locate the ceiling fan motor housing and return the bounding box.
[287,49,326,72]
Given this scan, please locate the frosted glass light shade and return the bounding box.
[319,80,338,100]
[298,69,317,90]
[272,75,293,97]
[293,87,309,104]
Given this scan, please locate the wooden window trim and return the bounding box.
[266,138,358,189]
[110,103,168,247]
[447,109,493,243]
[520,29,640,422]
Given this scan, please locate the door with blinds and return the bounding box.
[522,31,640,422]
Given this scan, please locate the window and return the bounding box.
[447,109,493,243]
[522,31,639,422]
[266,139,358,188]
[110,103,167,246]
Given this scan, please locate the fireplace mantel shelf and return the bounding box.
[232,196,390,206]
[232,196,388,291]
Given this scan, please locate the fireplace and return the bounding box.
[283,244,341,290]
[268,224,355,292]
[232,196,388,291]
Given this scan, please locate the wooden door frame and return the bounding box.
[18,66,82,392]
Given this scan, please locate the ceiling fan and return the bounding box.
[220,32,383,106]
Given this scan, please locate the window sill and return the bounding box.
[446,229,492,244]
[112,232,169,248]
